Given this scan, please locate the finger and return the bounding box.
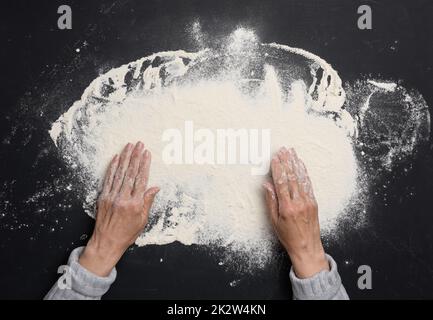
[132,149,151,198]
[270,155,290,201]
[111,143,134,194]
[263,181,279,225]
[142,186,160,219]
[279,147,300,200]
[120,142,145,196]
[298,159,316,201]
[101,154,119,196]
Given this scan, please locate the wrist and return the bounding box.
[289,248,329,279]
[78,236,124,277]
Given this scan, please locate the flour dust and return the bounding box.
[49,28,430,271]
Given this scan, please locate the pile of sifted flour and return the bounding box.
[50,29,360,269]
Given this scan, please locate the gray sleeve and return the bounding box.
[44,246,117,300]
[289,254,349,300]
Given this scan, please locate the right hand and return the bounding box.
[263,147,329,278]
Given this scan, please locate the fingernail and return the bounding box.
[280,146,287,153]
[136,141,144,149]
[113,154,118,161]
[126,142,133,149]
[144,149,150,158]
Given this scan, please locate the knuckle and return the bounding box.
[138,175,147,184]
[132,152,140,162]
[279,204,295,218]
[296,202,306,212]
[292,199,308,212]
[114,197,128,208]
[304,199,317,212]
[122,199,141,212]
[144,192,155,202]
[278,192,291,203]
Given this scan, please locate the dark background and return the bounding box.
[0,0,432,299]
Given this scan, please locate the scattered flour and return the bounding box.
[48,29,389,269]
[367,80,397,92]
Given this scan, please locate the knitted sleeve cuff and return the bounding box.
[67,246,117,298]
[289,254,349,300]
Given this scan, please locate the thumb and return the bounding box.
[143,186,160,216]
[263,182,279,225]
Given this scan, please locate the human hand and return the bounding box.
[79,142,160,277]
[263,147,329,278]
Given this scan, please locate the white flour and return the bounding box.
[50,29,362,269]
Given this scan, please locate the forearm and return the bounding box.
[45,142,157,300]
[289,254,349,300]
[44,247,117,300]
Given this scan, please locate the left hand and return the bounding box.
[79,142,160,277]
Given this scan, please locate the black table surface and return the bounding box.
[1,0,432,299]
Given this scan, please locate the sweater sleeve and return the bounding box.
[44,246,117,300]
[289,254,349,300]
